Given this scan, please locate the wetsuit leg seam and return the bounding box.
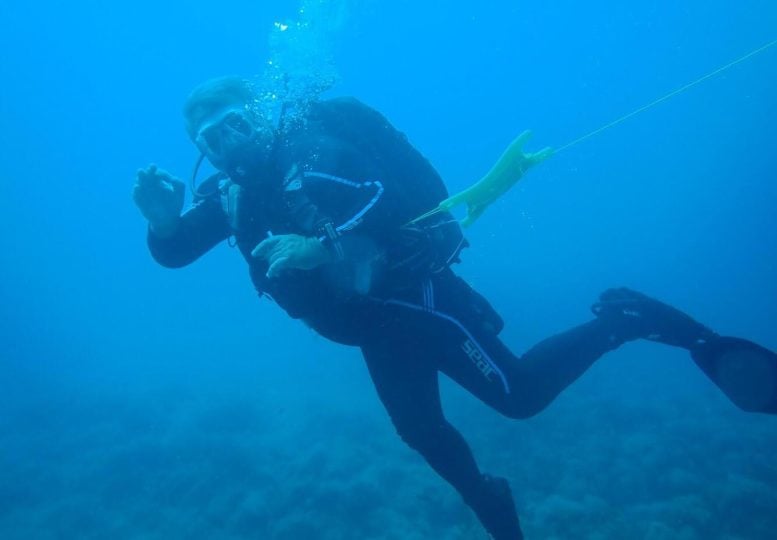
[383,298,511,395]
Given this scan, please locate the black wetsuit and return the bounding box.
[148,98,629,540]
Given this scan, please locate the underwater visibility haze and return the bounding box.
[1,0,776,538]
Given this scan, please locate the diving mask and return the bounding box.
[195,108,259,170]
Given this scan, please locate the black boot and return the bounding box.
[464,474,524,540]
[591,287,717,349]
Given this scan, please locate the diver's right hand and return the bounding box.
[133,164,185,237]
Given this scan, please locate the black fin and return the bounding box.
[691,336,777,414]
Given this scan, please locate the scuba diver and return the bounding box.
[133,76,777,540]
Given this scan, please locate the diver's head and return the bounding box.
[183,76,274,177]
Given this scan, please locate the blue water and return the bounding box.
[1,1,776,538]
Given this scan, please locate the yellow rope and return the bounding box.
[555,38,777,154]
[408,38,777,227]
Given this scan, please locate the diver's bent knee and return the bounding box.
[392,420,447,453]
[396,426,435,451]
[500,398,546,420]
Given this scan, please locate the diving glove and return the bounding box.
[591,287,717,350]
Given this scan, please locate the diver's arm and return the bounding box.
[147,196,230,268]
[133,163,230,268]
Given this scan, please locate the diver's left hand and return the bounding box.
[252,234,332,278]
